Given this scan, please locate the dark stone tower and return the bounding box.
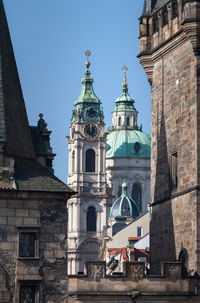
[138,0,200,274]
[0,1,75,301]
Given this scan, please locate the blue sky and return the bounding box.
[4,0,151,182]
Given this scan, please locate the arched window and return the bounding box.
[118,185,122,197]
[132,183,142,212]
[126,117,130,126]
[86,149,95,172]
[72,150,75,172]
[87,206,96,232]
[118,117,121,126]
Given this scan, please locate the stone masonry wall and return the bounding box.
[151,40,197,202]
[0,194,68,303]
[150,37,198,274]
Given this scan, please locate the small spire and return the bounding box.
[85,50,91,69]
[122,65,128,87]
[121,182,128,196]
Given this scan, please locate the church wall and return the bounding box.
[106,157,151,211]
[0,192,68,303]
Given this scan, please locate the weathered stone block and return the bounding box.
[87,262,106,281]
[124,261,144,281]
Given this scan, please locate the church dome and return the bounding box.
[110,183,140,219]
[106,129,150,159]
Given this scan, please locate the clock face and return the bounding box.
[86,108,97,118]
[84,124,98,138]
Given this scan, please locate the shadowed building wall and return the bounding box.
[138,0,200,274]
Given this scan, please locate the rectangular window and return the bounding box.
[19,282,40,303]
[19,233,36,258]
[17,225,40,259]
[171,152,178,190]
[20,285,36,303]
[137,226,142,237]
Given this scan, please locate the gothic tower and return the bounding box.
[67,53,111,274]
[139,0,200,274]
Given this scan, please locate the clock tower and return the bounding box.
[67,52,111,274]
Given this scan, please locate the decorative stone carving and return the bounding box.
[124,262,144,282]
[164,262,182,281]
[87,262,105,281]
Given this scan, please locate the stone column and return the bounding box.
[97,211,101,234]
[76,202,80,233]
[68,203,72,232]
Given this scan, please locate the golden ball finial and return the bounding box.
[85,60,90,68]
[122,65,128,87]
[85,50,91,69]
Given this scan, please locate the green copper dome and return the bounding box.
[71,59,102,123]
[106,129,151,159]
[110,183,140,219]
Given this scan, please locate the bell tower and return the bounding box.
[139,0,200,274]
[67,51,111,274]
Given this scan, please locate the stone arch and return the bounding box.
[78,238,100,252]
[77,238,101,273]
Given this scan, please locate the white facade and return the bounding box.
[67,63,112,274]
[106,157,151,212]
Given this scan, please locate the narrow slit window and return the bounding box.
[171,152,178,189]
[152,15,158,33]
[162,6,168,26]
[137,226,142,237]
[172,0,178,19]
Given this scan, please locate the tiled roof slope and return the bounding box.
[0,0,35,159]
[14,157,74,193]
[142,0,170,16]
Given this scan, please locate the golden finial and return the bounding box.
[85,50,91,68]
[122,65,128,86]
